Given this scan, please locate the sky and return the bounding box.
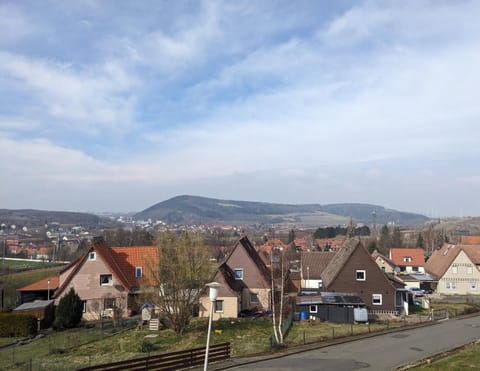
[1,0,480,217]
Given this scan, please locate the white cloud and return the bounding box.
[0,51,137,134]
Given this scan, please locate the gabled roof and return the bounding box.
[389,248,425,267]
[301,251,336,278]
[226,235,271,284]
[321,238,361,288]
[372,250,397,268]
[460,236,480,245]
[425,244,480,279]
[54,239,157,298]
[425,244,462,279]
[18,276,59,292]
[111,246,159,287]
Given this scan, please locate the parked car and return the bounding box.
[409,287,424,297]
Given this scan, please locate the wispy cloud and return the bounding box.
[1,0,480,215]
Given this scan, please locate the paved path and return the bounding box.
[219,315,480,370]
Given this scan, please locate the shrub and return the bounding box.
[54,288,83,329]
[0,313,37,337]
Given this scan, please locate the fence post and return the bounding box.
[269,335,273,350]
[303,330,306,345]
[368,322,371,333]
[332,327,335,339]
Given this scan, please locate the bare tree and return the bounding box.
[143,231,213,335]
[270,245,291,345]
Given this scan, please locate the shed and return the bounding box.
[13,300,55,329]
[296,292,367,323]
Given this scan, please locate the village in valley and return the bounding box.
[2,199,480,369]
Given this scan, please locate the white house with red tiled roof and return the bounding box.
[425,243,480,295]
[389,248,425,274]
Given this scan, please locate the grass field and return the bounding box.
[0,259,57,272]
[411,341,480,370]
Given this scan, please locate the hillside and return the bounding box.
[0,209,102,228]
[134,195,428,227]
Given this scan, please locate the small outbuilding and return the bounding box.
[13,300,55,329]
[296,292,367,323]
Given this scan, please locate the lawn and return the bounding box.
[0,259,57,273]
[411,341,480,370]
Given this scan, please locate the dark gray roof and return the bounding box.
[14,300,54,311]
[301,251,336,278]
[296,292,365,306]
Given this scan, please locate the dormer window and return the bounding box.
[403,256,412,263]
[88,252,96,261]
[135,266,143,278]
[234,269,244,280]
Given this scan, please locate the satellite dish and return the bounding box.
[394,266,401,273]
[22,226,28,232]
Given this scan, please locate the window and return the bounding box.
[88,252,96,261]
[318,280,323,289]
[451,266,458,274]
[372,294,382,305]
[309,305,318,313]
[445,281,456,289]
[250,293,259,304]
[104,298,115,309]
[412,266,419,272]
[467,266,473,275]
[100,274,113,286]
[135,266,143,278]
[403,256,412,262]
[471,282,477,290]
[234,269,244,280]
[214,300,224,313]
[356,270,366,281]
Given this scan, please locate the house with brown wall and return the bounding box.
[321,239,406,314]
[199,236,272,320]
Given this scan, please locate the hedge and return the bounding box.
[0,313,38,337]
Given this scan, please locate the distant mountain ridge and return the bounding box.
[0,209,102,227]
[134,195,428,227]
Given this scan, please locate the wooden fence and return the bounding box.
[77,342,230,371]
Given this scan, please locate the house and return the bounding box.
[199,236,272,320]
[389,248,426,274]
[317,239,406,314]
[371,250,398,273]
[52,238,158,320]
[425,243,480,295]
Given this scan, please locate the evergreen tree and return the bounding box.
[391,227,403,247]
[54,288,83,329]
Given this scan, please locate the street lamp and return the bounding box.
[47,279,51,301]
[204,282,221,371]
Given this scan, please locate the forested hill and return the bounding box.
[0,209,101,227]
[134,195,428,227]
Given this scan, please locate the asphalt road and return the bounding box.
[226,315,480,370]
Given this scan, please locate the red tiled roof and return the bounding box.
[425,243,480,278]
[18,276,59,291]
[460,236,480,245]
[389,248,425,266]
[111,246,159,286]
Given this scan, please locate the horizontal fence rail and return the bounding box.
[77,342,230,371]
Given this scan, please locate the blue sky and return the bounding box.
[1,0,480,216]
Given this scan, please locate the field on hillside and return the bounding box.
[1,259,57,273]
[0,265,64,310]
